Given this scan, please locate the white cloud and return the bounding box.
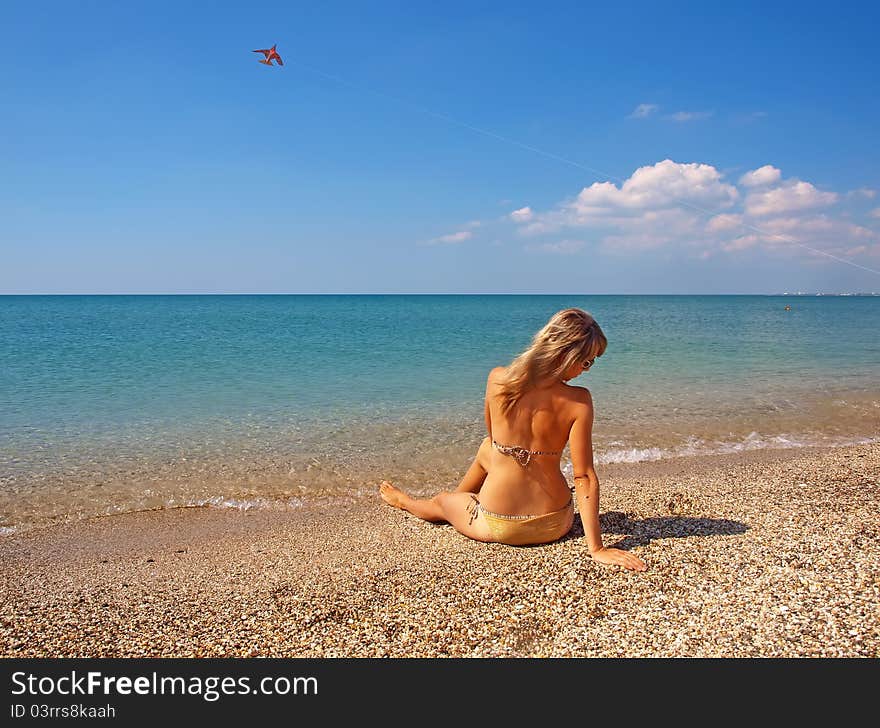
[511,161,737,247]
[508,160,879,265]
[601,231,678,252]
[428,230,473,245]
[463,220,482,228]
[569,159,738,215]
[509,160,738,241]
[739,165,782,188]
[755,215,872,241]
[722,235,760,252]
[847,188,876,199]
[666,110,713,122]
[598,208,704,252]
[706,213,743,233]
[719,215,878,261]
[526,239,587,255]
[839,244,880,257]
[509,206,534,223]
[628,103,659,119]
[744,180,838,216]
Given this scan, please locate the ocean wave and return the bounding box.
[595,432,878,464]
[164,495,307,511]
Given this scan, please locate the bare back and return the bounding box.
[479,366,589,516]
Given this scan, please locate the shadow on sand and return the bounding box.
[562,510,749,550]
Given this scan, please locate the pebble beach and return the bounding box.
[1,442,877,658]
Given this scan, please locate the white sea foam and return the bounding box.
[166,495,306,511]
[595,433,878,465]
[598,447,667,464]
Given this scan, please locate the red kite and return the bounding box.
[253,44,283,66]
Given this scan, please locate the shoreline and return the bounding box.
[1,442,878,657]
[4,433,877,537]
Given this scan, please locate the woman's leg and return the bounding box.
[378,437,495,541]
[379,484,493,542]
[378,483,446,522]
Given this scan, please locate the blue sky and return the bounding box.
[2,1,879,293]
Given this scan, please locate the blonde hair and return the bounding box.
[497,308,607,415]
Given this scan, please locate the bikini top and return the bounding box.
[491,439,562,467]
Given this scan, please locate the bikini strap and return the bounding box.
[492,440,562,467]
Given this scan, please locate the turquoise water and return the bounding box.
[1,295,878,530]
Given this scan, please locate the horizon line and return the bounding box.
[1,292,879,297]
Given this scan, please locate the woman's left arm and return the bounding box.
[570,389,646,572]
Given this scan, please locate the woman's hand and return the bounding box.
[590,547,647,572]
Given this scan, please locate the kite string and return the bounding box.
[287,60,880,277]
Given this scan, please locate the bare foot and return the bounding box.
[379,481,408,509]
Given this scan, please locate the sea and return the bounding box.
[1,294,878,532]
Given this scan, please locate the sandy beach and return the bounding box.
[1,443,877,658]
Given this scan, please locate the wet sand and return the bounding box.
[1,443,878,657]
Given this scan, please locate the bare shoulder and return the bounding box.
[565,384,593,410]
[487,366,507,384]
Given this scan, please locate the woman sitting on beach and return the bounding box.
[379,308,647,571]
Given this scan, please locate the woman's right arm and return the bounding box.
[569,388,647,572]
